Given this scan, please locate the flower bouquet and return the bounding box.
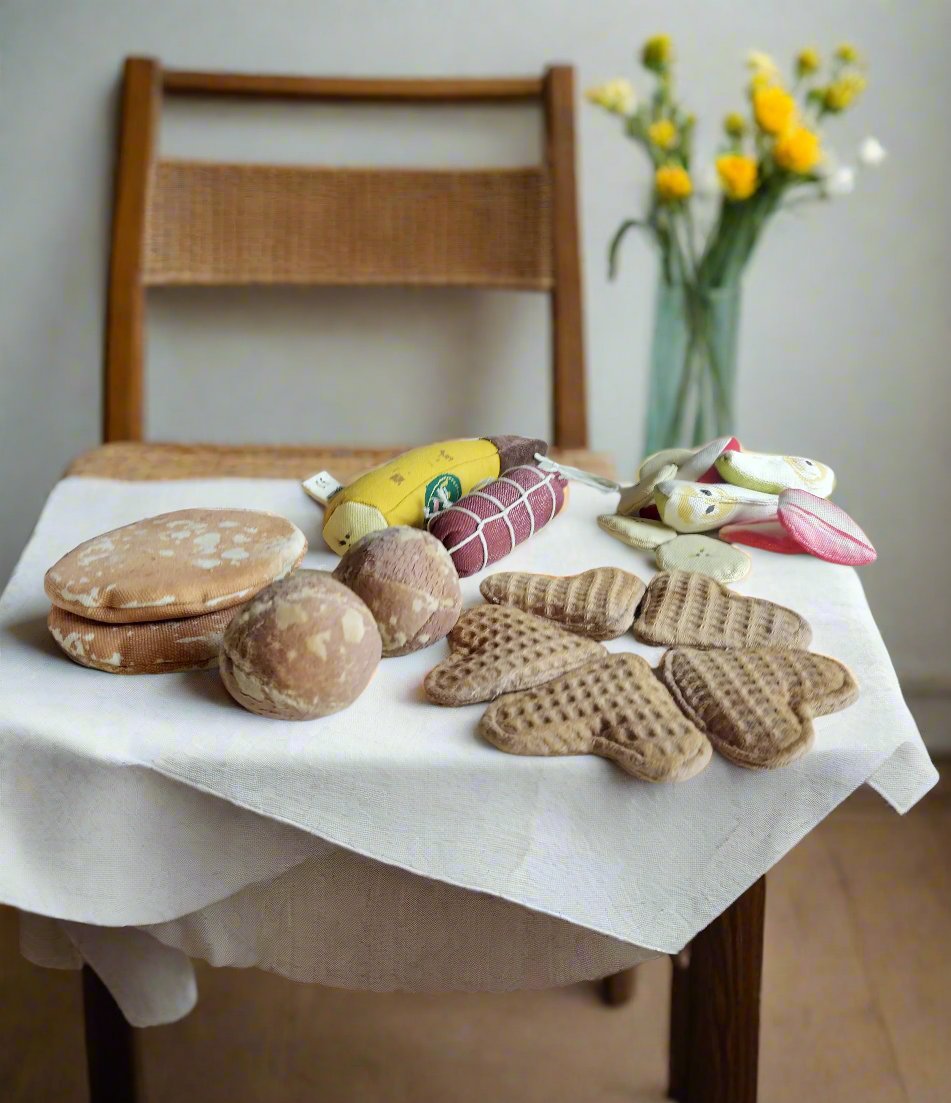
[588,37,885,452]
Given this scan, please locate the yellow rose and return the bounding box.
[716,154,758,200]
[648,119,677,149]
[753,86,797,135]
[585,78,637,115]
[723,112,747,138]
[796,47,821,76]
[642,35,673,71]
[823,73,866,113]
[655,165,692,202]
[774,127,821,174]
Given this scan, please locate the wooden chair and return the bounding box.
[105,57,588,451]
[77,57,766,1103]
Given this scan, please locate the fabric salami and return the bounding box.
[427,465,567,577]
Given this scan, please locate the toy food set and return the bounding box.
[333,527,462,656]
[44,508,307,673]
[302,435,546,554]
[479,566,645,641]
[220,571,381,720]
[40,435,863,773]
[427,464,567,577]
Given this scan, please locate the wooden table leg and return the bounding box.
[667,876,766,1103]
[82,965,138,1103]
[599,966,637,1006]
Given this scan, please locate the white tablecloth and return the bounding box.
[1,477,937,1026]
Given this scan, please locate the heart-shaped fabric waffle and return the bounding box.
[660,647,859,769]
[633,570,812,650]
[480,566,646,640]
[424,604,604,706]
[479,653,713,782]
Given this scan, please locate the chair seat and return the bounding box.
[67,441,616,482]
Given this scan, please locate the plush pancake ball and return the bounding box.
[220,571,381,720]
[332,527,462,657]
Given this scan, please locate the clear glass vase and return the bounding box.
[644,277,742,453]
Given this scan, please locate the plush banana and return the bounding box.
[315,436,546,554]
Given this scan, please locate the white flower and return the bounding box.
[858,137,887,166]
[821,166,856,197]
[746,50,780,79]
[586,78,637,116]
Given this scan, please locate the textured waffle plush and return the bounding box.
[660,647,859,769]
[48,604,239,674]
[45,508,306,623]
[480,567,646,641]
[480,653,713,782]
[423,604,603,706]
[633,571,812,650]
[427,465,567,578]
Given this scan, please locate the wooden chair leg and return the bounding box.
[667,876,766,1103]
[599,966,637,1006]
[82,964,138,1103]
[667,948,692,1100]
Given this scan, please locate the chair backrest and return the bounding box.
[105,58,587,448]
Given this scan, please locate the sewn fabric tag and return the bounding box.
[301,471,343,507]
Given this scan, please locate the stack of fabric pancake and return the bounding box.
[44,508,307,674]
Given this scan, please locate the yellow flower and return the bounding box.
[823,72,867,113]
[642,34,673,71]
[716,154,758,200]
[648,119,677,149]
[753,86,797,134]
[585,78,637,115]
[836,43,860,64]
[723,112,747,138]
[796,47,821,76]
[655,165,692,202]
[774,127,821,174]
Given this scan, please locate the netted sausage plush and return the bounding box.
[427,465,567,577]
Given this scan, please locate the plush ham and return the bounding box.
[428,465,567,577]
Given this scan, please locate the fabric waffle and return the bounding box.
[480,566,646,640]
[423,604,603,706]
[47,604,239,674]
[660,647,859,769]
[480,653,713,782]
[633,571,812,650]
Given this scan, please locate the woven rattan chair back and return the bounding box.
[105,58,587,447]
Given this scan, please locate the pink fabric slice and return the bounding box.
[777,490,877,566]
[719,519,805,555]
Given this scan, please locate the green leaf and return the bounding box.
[607,218,645,279]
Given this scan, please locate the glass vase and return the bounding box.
[644,276,742,453]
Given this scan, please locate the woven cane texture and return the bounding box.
[660,647,859,770]
[633,570,812,650]
[480,653,713,783]
[480,566,646,640]
[67,444,614,483]
[143,160,554,289]
[423,604,603,706]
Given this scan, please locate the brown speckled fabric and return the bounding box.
[45,508,307,624]
[47,604,238,674]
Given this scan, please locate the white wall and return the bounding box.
[2,0,950,692]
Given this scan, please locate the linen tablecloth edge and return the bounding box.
[866,739,940,813]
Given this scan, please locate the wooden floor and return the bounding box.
[2,770,948,1103]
